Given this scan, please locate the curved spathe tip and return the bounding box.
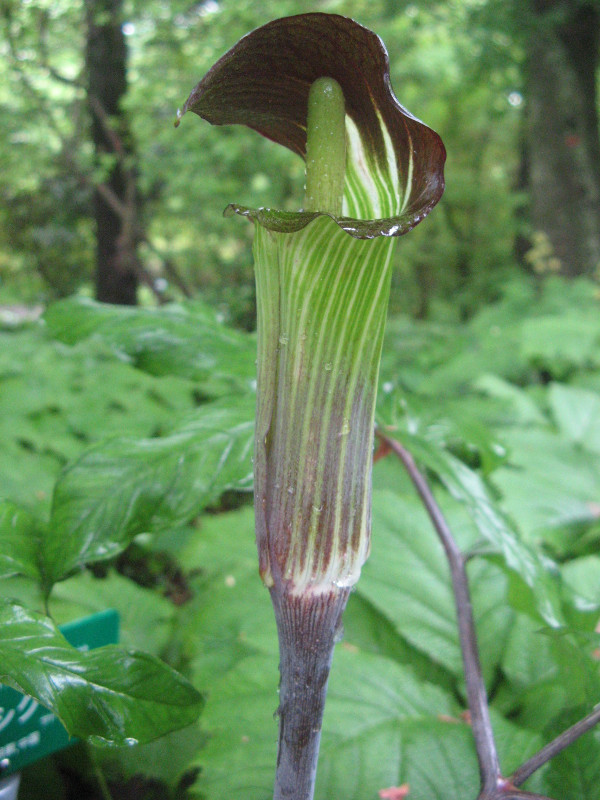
[181,13,446,235]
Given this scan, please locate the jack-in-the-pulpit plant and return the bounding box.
[178,13,445,800]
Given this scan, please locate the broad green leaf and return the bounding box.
[520,313,600,374]
[179,507,277,682]
[402,711,546,800]
[44,297,256,396]
[395,431,564,626]
[492,426,600,551]
[376,385,512,477]
[549,383,600,453]
[189,654,277,800]
[0,602,202,746]
[45,398,254,585]
[562,556,600,608]
[96,723,206,793]
[191,650,458,800]
[473,373,548,427]
[0,501,42,581]
[401,720,478,800]
[0,324,199,512]
[360,490,512,680]
[180,13,445,234]
[316,650,458,799]
[342,592,453,687]
[501,608,600,734]
[501,613,558,691]
[190,644,545,800]
[49,570,175,656]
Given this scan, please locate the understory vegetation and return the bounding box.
[2,271,600,799]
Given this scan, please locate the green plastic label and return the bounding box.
[0,609,119,776]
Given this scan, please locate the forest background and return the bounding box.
[3,0,599,319]
[1,1,600,800]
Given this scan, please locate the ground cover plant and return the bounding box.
[1,274,600,799]
[1,10,600,800]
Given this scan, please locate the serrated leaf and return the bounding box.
[45,398,254,585]
[0,602,202,746]
[359,490,512,680]
[44,297,256,395]
[395,431,564,626]
[316,650,458,799]
[190,643,545,800]
[0,324,199,512]
[402,711,545,800]
[191,649,458,800]
[492,426,600,549]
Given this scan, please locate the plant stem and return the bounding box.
[377,431,501,792]
[271,587,349,800]
[88,744,114,800]
[509,703,600,787]
[380,431,600,800]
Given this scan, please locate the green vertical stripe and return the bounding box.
[254,217,395,592]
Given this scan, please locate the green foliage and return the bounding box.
[0,0,535,317]
[0,603,203,747]
[1,275,599,796]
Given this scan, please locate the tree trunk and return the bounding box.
[85,0,138,304]
[525,0,600,277]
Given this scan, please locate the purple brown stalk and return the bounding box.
[178,14,445,799]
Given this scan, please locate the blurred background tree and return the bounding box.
[0,0,598,318]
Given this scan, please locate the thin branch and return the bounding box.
[509,704,600,787]
[376,430,501,792]
[88,744,114,800]
[378,429,600,799]
[141,238,193,298]
[88,94,127,157]
[3,7,191,301]
[38,8,85,89]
